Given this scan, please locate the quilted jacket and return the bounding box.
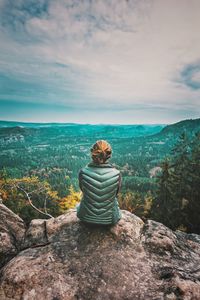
[76,162,121,225]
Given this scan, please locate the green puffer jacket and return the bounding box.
[77,162,121,225]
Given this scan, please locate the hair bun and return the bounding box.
[91,140,112,164]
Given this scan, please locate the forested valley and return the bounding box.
[0,118,199,233]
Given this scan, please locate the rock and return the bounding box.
[0,204,26,269]
[23,219,48,249]
[0,205,200,300]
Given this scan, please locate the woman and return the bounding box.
[77,140,121,225]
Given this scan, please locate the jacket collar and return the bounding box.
[87,161,113,168]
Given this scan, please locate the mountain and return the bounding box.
[0,121,165,138]
[1,118,200,138]
[0,126,36,136]
[0,120,77,128]
[0,204,200,300]
[155,118,200,137]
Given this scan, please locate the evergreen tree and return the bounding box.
[151,132,200,233]
[150,159,175,228]
[184,132,200,233]
[170,132,190,203]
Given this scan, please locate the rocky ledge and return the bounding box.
[0,203,200,300]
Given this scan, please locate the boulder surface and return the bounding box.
[0,203,200,300]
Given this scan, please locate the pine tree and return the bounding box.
[151,132,200,233]
[151,159,175,228]
[167,132,192,229]
[170,133,190,201]
[184,132,200,233]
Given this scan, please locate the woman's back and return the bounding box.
[76,140,121,225]
[77,162,121,225]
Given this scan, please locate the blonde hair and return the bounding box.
[91,140,112,164]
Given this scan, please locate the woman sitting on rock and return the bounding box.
[77,140,121,225]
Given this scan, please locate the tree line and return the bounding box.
[150,132,200,233]
[0,131,199,233]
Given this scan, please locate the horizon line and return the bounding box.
[0,117,200,126]
[0,119,168,126]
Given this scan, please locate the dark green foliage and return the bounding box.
[151,160,174,227]
[156,118,200,137]
[151,132,200,233]
[122,176,156,193]
[185,132,200,232]
[0,118,200,232]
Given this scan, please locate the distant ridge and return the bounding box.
[155,118,200,137]
[0,118,199,138]
[0,126,36,136]
[0,120,166,128]
[0,120,78,128]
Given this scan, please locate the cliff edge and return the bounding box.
[0,203,200,300]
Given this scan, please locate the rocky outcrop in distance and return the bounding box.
[0,203,200,300]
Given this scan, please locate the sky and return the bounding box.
[0,0,200,124]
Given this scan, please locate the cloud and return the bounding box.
[180,63,200,90]
[0,0,200,123]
